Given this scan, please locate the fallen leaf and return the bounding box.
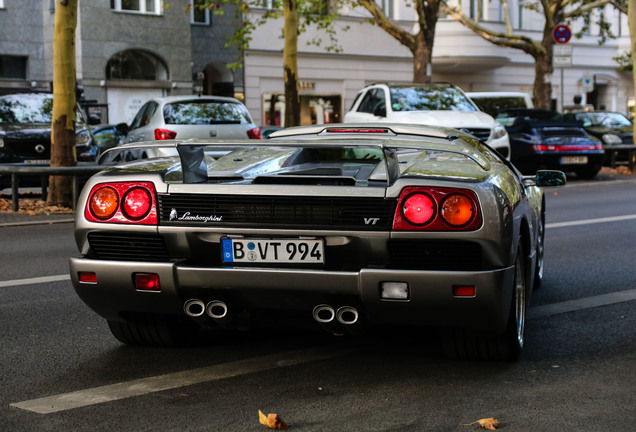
[462,417,500,430]
[258,410,289,430]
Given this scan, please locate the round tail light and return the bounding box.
[122,187,152,220]
[441,194,475,227]
[90,186,119,220]
[402,193,436,225]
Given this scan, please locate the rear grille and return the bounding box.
[388,240,484,271]
[159,194,397,230]
[87,232,170,262]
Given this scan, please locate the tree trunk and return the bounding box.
[412,36,432,83]
[49,0,78,207]
[533,28,554,110]
[283,0,300,127]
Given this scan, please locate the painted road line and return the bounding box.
[528,289,636,320]
[0,274,70,288]
[546,214,636,229]
[10,346,347,414]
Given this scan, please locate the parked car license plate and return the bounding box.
[221,238,324,263]
[560,156,588,164]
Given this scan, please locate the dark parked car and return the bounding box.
[71,126,565,361]
[91,124,127,153]
[496,108,604,178]
[0,93,99,164]
[563,111,634,165]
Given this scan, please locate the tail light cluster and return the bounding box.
[393,187,482,231]
[155,129,177,140]
[85,182,158,225]
[533,143,602,152]
[247,127,262,139]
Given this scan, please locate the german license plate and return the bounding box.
[560,156,588,164]
[221,238,324,263]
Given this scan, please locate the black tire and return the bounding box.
[107,313,199,346]
[441,241,527,361]
[533,208,545,290]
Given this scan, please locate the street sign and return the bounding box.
[553,24,572,44]
[582,73,594,93]
[553,44,572,67]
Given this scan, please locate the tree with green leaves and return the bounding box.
[49,0,78,207]
[441,0,616,109]
[192,0,344,126]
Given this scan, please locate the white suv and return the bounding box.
[344,83,510,158]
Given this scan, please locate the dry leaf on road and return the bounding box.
[258,409,289,430]
[462,417,500,430]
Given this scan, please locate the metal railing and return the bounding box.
[0,164,105,212]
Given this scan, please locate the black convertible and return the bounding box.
[496,108,604,179]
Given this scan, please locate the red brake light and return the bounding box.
[402,193,436,225]
[85,182,158,225]
[533,144,602,151]
[325,128,390,134]
[453,285,476,297]
[122,187,152,220]
[440,194,475,227]
[247,127,262,139]
[393,187,481,231]
[155,128,177,140]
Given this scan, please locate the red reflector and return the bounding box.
[134,273,160,291]
[155,128,177,140]
[78,272,97,283]
[453,285,476,297]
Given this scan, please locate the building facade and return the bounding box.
[0,1,631,127]
[0,0,242,124]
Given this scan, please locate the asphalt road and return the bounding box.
[1,177,635,432]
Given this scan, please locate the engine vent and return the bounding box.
[87,232,170,262]
[159,194,397,230]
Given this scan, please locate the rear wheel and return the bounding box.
[107,313,199,346]
[441,241,527,361]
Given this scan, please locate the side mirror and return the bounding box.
[115,122,129,135]
[535,170,566,187]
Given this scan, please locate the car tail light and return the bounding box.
[155,128,177,140]
[393,187,481,231]
[247,127,262,139]
[401,193,436,225]
[85,182,158,225]
[533,144,602,151]
[325,128,390,134]
[441,194,475,227]
[134,273,161,291]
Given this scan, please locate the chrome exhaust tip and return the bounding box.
[336,306,359,325]
[313,304,336,323]
[206,300,228,320]
[183,299,205,317]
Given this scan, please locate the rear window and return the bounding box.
[0,94,53,124]
[390,86,477,112]
[471,96,528,117]
[163,100,251,125]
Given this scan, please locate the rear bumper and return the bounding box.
[70,257,515,333]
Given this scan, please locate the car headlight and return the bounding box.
[492,123,507,140]
[76,130,90,146]
[602,133,623,145]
